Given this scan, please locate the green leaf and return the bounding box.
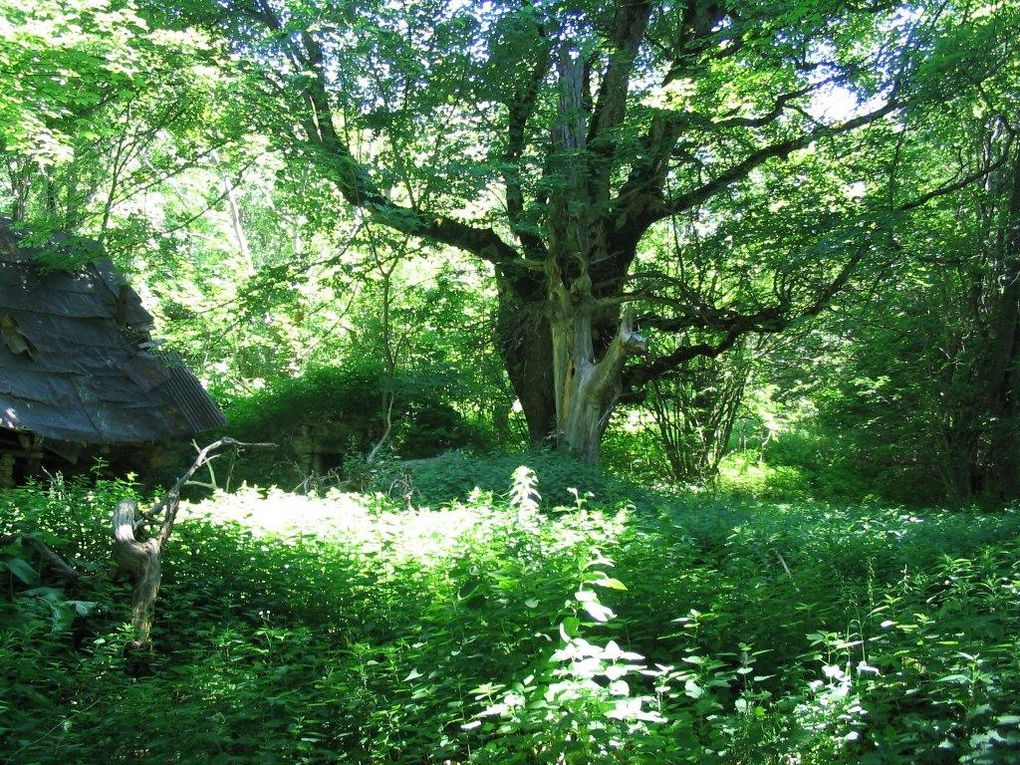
[560,617,581,640]
[68,601,97,617]
[3,556,39,584]
[937,674,970,684]
[591,577,627,591]
[684,679,704,699]
[581,600,615,623]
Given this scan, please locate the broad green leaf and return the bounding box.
[3,556,39,584]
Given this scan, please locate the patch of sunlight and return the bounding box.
[179,486,484,564]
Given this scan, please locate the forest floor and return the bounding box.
[3,466,1020,764]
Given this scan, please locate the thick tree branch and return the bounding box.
[626,247,863,387]
[237,0,530,272]
[612,94,898,253]
[503,8,552,258]
[587,0,653,199]
[655,100,899,225]
[589,308,648,397]
[694,85,816,130]
[900,149,1013,211]
[610,112,686,237]
[547,49,592,267]
[662,0,729,84]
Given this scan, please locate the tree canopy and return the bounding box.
[127,0,1017,460]
[2,0,1020,474]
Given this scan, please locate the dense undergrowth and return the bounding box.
[2,461,1020,764]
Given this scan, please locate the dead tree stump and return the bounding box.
[112,499,163,649]
[110,438,275,651]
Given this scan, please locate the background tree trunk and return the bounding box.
[975,141,1020,499]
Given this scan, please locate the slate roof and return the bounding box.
[0,221,227,445]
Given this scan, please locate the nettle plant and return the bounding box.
[464,473,667,763]
[464,466,776,763]
[465,555,665,763]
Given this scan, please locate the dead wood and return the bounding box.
[111,438,275,649]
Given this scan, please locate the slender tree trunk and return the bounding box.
[215,152,254,276]
[367,259,397,463]
[112,499,163,649]
[6,157,30,222]
[111,440,275,651]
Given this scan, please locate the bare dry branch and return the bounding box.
[0,533,79,580]
[113,438,276,648]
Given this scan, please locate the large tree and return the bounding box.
[165,0,1014,461]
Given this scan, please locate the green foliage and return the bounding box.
[0,476,135,755]
[711,430,876,503]
[220,365,491,489]
[0,0,245,243]
[227,365,446,443]
[382,449,646,510]
[4,463,1020,763]
[600,419,674,488]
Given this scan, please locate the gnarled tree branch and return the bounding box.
[235,0,530,273]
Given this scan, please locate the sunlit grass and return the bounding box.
[181,486,485,563]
